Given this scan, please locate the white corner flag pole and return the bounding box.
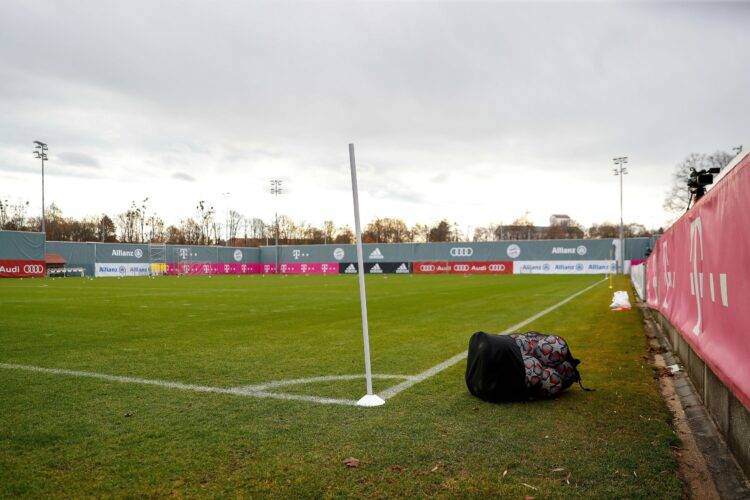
[349,143,385,408]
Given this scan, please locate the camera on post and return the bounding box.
[687,166,721,203]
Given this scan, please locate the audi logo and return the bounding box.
[489,264,505,271]
[24,264,44,273]
[454,264,470,272]
[450,247,474,257]
[420,265,436,272]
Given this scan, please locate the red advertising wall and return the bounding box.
[413,261,512,274]
[646,153,750,409]
[0,259,46,278]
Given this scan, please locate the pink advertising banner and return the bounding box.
[646,153,750,409]
[167,262,262,275]
[274,262,339,275]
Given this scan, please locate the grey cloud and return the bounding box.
[0,1,747,227]
[57,151,100,168]
[172,172,196,182]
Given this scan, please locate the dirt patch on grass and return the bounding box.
[644,318,719,499]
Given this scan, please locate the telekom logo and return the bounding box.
[689,216,729,336]
[689,218,704,335]
[660,240,675,309]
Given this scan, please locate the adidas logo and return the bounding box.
[395,263,409,274]
[369,263,383,274]
[344,263,357,274]
[369,248,384,259]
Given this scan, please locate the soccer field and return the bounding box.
[0,274,681,497]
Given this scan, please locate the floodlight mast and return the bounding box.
[33,141,49,235]
[348,143,385,408]
[613,156,628,274]
[269,180,283,273]
[222,192,231,246]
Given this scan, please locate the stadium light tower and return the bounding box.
[269,179,283,272]
[33,141,49,234]
[613,157,628,274]
[222,192,231,246]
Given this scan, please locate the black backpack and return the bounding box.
[465,331,586,402]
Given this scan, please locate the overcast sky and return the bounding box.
[1,1,747,234]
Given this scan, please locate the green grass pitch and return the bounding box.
[0,274,681,497]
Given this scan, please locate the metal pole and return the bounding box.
[41,154,45,234]
[275,211,279,273]
[613,156,628,275]
[349,143,384,407]
[619,170,624,274]
[270,180,283,274]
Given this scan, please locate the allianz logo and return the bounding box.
[552,264,578,270]
[112,248,143,258]
[551,245,587,256]
[587,263,609,270]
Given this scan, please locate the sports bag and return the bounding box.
[465,331,586,402]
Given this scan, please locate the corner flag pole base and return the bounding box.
[357,394,385,407]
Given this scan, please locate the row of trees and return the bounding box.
[2,149,735,245]
[1,198,659,245]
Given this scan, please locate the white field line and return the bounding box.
[378,278,607,400]
[1,278,606,407]
[0,363,360,406]
[233,374,413,392]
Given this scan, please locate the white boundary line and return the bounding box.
[0,363,382,406]
[232,374,412,392]
[378,278,607,400]
[1,278,605,407]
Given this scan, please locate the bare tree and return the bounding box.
[196,201,216,245]
[543,219,584,239]
[334,226,354,244]
[247,218,267,241]
[587,223,619,239]
[226,210,243,244]
[411,223,430,243]
[139,197,149,242]
[166,225,186,244]
[363,217,411,243]
[0,198,30,230]
[323,220,336,244]
[178,218,202,244]
[146,215,166,242]
[473,226,494,242]
[117,201,142,242]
